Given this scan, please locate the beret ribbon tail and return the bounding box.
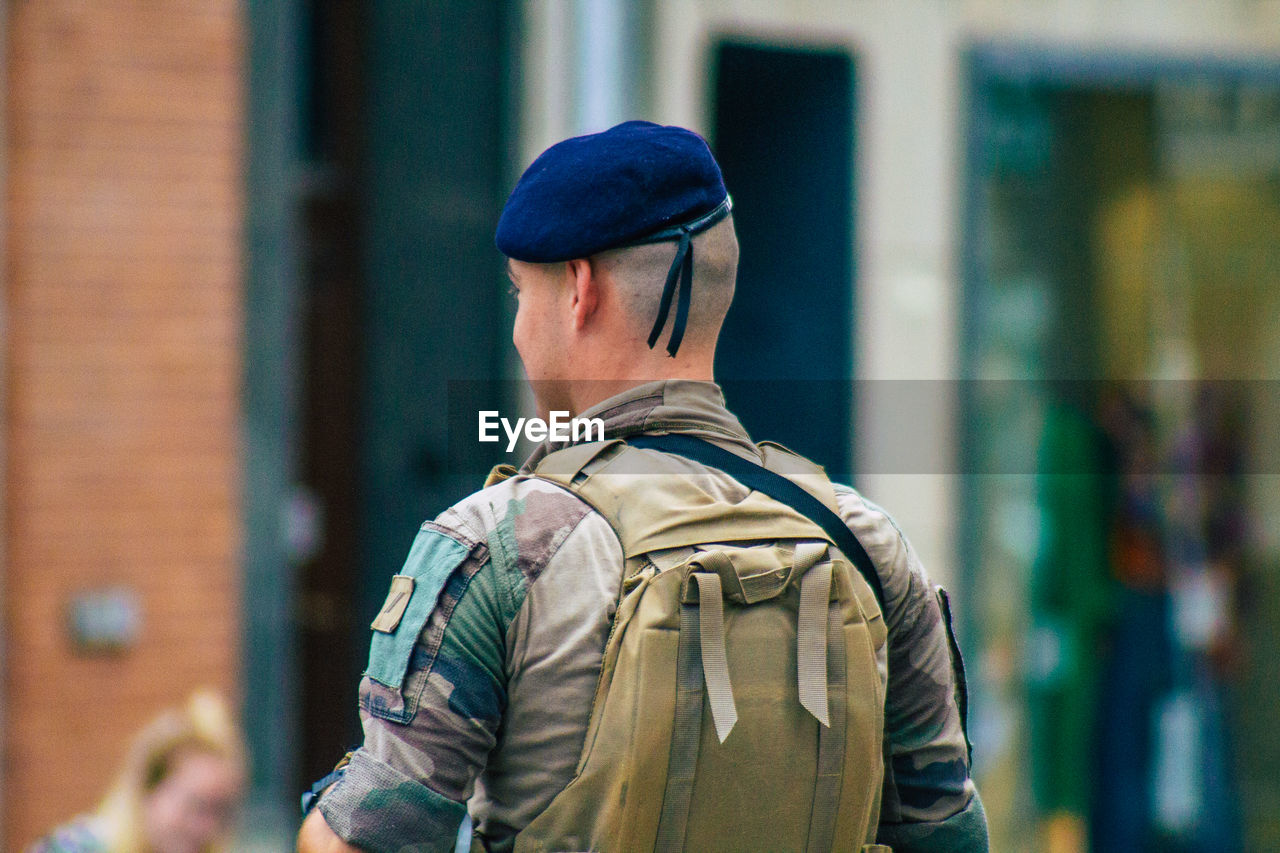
[648,229,694,357]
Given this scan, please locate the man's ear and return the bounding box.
[566,257,598,331]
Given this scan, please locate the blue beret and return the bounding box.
[495,120,728,262]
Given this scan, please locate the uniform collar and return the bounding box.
[519,379,758,471]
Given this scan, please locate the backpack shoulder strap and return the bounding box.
[625,433,887,615]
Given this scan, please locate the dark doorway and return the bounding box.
[353,0,512,656]
[712,42,856,478]
[960,49,1280,851]
[287,0,513,797]
[294,0,367,792]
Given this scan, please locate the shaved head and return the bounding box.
[593,216,739,351]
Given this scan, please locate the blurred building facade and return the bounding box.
[4,1,1280,851]
[2,3,243,850]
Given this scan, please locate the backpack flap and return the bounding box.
[677,542,836,732]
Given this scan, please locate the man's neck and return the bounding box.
[563,362,715,416]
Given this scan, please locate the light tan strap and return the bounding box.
[655,601,705,853]
[806,597,848,853]
[861,846,892,852]
[694,572,737,743]
[793,540,829,574]
[798,559,834,727]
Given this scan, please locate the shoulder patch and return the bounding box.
[371,575,415,633]
[367,527,473,690]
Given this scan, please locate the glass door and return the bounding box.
[962,48,1280,853]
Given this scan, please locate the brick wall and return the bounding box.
[4,3,244,847]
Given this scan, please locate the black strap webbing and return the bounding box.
[626,433,887,614]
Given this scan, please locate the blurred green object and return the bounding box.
[1027,401,1116,817]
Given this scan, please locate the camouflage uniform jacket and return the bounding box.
[317,380,988,853]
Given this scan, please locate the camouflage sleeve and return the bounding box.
[832,485,987,851]
[317,519,526,853]
[876,790,990,853]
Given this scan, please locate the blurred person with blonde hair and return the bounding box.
[28,690,246,853]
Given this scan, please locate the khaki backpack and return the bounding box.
[492,437,890,853]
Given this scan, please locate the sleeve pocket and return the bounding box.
[366,527,473,691]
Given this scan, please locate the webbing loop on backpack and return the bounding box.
[807,595,849,853]
[654,569,738,853]
[798,560,834,727]
[655,601,705,853]
[693,572,737,743]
